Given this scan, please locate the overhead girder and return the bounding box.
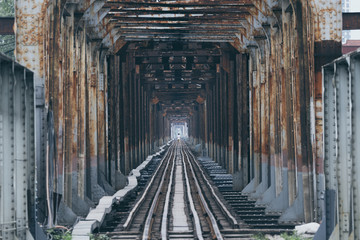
[251,0,279,26]
[63,0,283,55]
[106,8,252,15]
[64,0,124,53]
[233,0,280,52]
[104,1,253,42]
[61,0,283,77]
[81,0,107,26]
[134,45,219,85]
[230,2,277,53]
[104,0,254,7]
[135,51,220,57]
[163,106,194,112]
[155,93,202,102]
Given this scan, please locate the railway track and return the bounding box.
[99,140,247,239]
[99,140,293,239]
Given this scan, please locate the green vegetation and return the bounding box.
[253,233,268,240]
[46,228,111,240]
[0,0,14,16]
[0,0,15,58]
[280,232,312,240]
[46,228,72,240]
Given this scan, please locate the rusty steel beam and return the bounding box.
[145,81,212,85]
[116,26,245,32]
[0,17,14,35]
[142,77,214,82]
[164,108,194,113]
[108,14,249,21]
[116,29,241,35]
[142,74,215,79]
[114,22,246,29]
[123,34,235,41]
[342,12,360,30]
[155,89,203,94]
[125,38,234,42]
[111,19,247,25]
[141,69,215,74]
[105,0,253,7]
[142,75,214,79]
[135,50,220,57]
[107,7,251,14]
[140,63,216,69]
[155,93,200,100]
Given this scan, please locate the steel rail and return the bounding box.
[180,146,204,240]
[142,144,176,240]
[123,142,175,229]
[160,145,177,239]
[182,145,224,240]
[185,144,238,227]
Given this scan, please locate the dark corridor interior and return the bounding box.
[107,41,250,184]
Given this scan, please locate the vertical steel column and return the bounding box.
[273,32,283,198]
[222,67,228,170]
[335,62,351,240]
[351,56,360,239]
[133,63,139,167]
[14,69,27,239]
[97,51,107,188]
[35,85,47,224]
[78,30,87,199]
[149,101,153,153]
[158,110,164,146]
[144,89,148,156]
[139,82,143,163]
[226,61,236,173]
[219,64,225,168]
[118,56,125,174]
[294,2,314,222]
[88,43,99,200]
[108,55,117,186]
[208,86,213,158]
[323,66,337,238]
[0,59,35,239]
[128,57,134,170]
[228,59,235,174]
[0,64,16,240]
[54,11,65,200]
[323,53,360,239]
[104,57,110,185]
[26,71,36,237]
[199,101,206,153]
[122,57,130,174]
[64,14,77,208]
[140,85,144,162]
[261,61,270,191]
[252,49,261,189]
[216,64,220,165]
[236,53,250,187]
[204,84,209,156]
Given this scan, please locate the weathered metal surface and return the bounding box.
[322,50,360,240]
[0,17,14,35]
[342,12,360,30]
[0,53,35,239]
[8,0,349,234]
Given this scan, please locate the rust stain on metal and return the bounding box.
[10,0,347,231]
